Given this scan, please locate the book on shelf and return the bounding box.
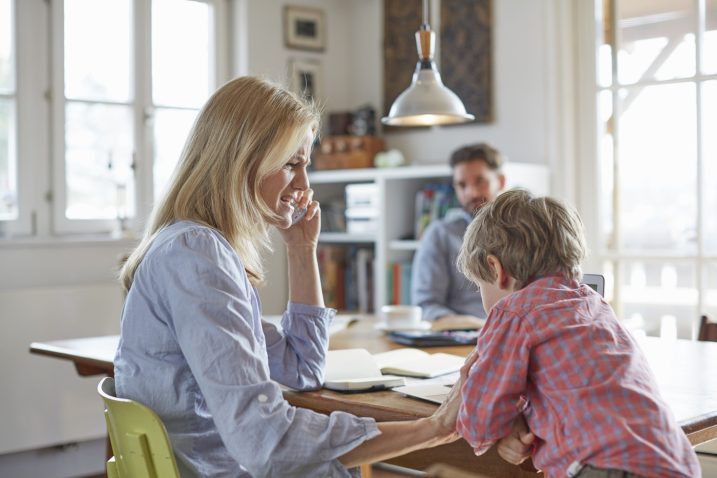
[414,183,460,240]
[318,245,374,312]
[387,260,412,305]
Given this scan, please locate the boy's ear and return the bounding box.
[487,255,511,290]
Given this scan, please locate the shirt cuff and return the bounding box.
[286,301,337,321]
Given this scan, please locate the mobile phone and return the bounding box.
[291,206,307,225]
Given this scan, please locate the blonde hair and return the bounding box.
[120,76,320,293]
[457,188,586,288]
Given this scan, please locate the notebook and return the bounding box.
[393,383,454,405]
[372,348,464,378]
[323,348,464,391]
[323,349,406,391]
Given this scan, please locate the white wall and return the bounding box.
[0,243,127,455]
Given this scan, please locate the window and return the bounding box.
[53,0,222,234]
[0,0,16,226]
[593,0,717,338]
[1,0,226,237]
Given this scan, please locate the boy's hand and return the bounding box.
[496,414,535,465]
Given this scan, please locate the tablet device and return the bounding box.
[387,329,479,347]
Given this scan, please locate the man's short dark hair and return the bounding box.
[449,143,504,170]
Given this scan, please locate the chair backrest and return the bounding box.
[699,315,717,342]
[97,377,180,478]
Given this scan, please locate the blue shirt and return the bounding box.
[114,220,379,477]
[411,211,486,321]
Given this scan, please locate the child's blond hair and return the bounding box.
[457,188,586,288]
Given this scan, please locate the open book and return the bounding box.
[324,348,464,391]
[372,348,464,378]
[324,349,406,391]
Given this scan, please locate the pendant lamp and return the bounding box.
[381,0,474,127]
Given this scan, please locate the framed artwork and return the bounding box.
[284,5,326,51]
[289,58,323,102]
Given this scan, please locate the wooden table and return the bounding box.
[30,325,717,476]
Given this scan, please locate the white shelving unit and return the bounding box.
[309,163,550,311]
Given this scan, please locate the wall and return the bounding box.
[0,242,127,456]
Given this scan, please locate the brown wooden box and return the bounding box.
[314,135,385,170]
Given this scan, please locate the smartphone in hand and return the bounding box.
[291,206,307,225]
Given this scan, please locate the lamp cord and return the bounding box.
[422,0,429,29]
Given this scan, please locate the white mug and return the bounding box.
[380,305,422,327]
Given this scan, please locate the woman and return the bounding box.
[115,76,464,477]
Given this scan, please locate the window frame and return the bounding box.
[578,0,717,338]
[47,0,228,236]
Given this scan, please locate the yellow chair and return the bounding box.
[97,377,180,478]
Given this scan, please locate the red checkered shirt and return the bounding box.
[456,276,700,478]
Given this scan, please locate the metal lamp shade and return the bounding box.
[382,63,475,127]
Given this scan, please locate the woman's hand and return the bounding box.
[496,414,535,465]
[277,188,321,248]
[426,346,479,443]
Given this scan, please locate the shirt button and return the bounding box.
[257,394,268,403]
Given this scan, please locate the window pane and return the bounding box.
[65,102,134,220]
[64,0,132,102]
[153,108,198,200]
[0,0,13,92]
[597,90,614,248]
[616,0,695,84]
[617,83,696,252]
[705,262,717,322]
[705,0,717,74]
[704,81,717,253]
[0,98,16,220]
[619,260,696,339]
[597,0,612,87]
[152,0,211,108]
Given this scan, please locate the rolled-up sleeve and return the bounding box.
[159,229,380,477]
[263,302,335,390]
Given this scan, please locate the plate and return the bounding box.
[374,321,432,332]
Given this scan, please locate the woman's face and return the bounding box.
[260,127,313,228]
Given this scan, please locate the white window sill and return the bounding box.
[0,234,139,249]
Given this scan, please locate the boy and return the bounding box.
[455,189,700,478]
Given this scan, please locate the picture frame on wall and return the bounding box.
[284,5,326,51]
[289,58,323,102]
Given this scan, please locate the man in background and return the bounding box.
[411,143,506,330]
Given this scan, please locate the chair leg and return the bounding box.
[106,456,119,478]
[360,463,372,478]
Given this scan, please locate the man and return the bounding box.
[411,143,506,330]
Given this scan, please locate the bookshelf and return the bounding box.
[309,163,550,312]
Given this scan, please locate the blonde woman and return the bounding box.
[115,76,472,477]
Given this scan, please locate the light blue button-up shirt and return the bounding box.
[114,220,379,477]
[411,210,486,321]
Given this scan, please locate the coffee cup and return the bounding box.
[380,305,423,328]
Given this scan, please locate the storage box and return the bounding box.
[345,207,379,234]
[345,183,379,209]
[314,135,385,170]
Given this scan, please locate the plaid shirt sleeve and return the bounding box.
[456,309,531,455]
